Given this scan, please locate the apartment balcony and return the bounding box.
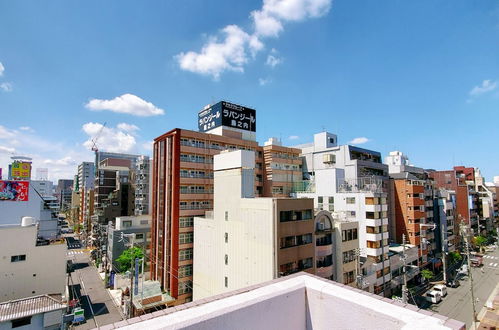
[180,161,213,170]
[316,244,333,257]
[315,265,333,279]
[365,218,383,227]
[366,247,384,257]
[364,204,388,212]
[365,232,389,242]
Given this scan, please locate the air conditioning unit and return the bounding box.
[323,154,336,164]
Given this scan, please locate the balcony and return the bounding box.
[337,177,386,194]
[316,244,333,257]
[366,247,384,256]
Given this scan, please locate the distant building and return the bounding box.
[133,155,151,216]
[194,150,315,301]
[35,168,49,181]
[0,218,66,302]
[0,294,66,330]
[107,215,151,272]
[55,179,73,211]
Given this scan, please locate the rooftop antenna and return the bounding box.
[90,122,106,176]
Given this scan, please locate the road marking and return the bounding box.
[494,263,498,267]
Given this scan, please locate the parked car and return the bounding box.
[458,264,469,276]
[425,291,442,304]
[432,284,448,297]
[446,279,461,288]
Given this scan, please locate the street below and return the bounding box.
[67,238,124,329]
[430,247,499,328]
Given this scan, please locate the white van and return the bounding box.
[432,284,447,297]
[425,291,442,304]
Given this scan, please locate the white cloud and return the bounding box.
[266,53,282,67]
[259,77,271,86]
[0,62,4,76]
[82,122,137,153]
[349,137,369,145]
[0,145,15,154]
[19,126,34,132]
[252,0,332,37]
[177,25,255,79]
[117,123,140,133]
[469,79,497,96]
[288,135,299,140]
[43,156,76,166]
[85,93,165,117]
[0,125,15,139]
[0,82,13,92]
[176,0,332,78]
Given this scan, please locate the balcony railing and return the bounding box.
[180,173,214,179]
[337,177,386,193]
[180,188,213,194]
[180,204,212,210]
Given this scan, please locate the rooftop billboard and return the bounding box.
[198,101,256,133]
[0,180,29,201]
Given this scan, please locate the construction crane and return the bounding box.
[90,122,106,176]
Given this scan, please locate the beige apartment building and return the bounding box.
[193,150,315,300]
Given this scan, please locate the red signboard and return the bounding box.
[0,180,29,201]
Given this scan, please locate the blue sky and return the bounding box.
[0,0,498,182]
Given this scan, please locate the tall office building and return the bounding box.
[151,101,301,304]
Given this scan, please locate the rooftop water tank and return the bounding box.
[21,216,34,227]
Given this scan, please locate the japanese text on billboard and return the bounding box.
[0,181,29,201]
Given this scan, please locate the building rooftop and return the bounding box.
[0,294,66,322]
[104,273,464,330]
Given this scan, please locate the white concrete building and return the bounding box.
[294,132,391,295]
[0,184,59,239]
[389,243,420,291]
[111,273,465,330]
[0,219,67,302]
[0,294,66,330]
[194,150,315,301]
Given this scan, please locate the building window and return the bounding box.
[346,197,356,204]
[342,229,358,242]
[343,250,356,264]
[123,221,132,228]
[135,233,144,240]
[178,265,193,278]
[318,196,323,204]
[280,233,313,249]
[178,281,192,295]
[179,249,193,261]
[328,197,334,204]
[179,217,194,228]
[225,211,228,221]
[11,255,26,262]
[343,271,355,285]
[11,317,32,328]
[225,232,228,243]
[225,277,228,288]
[179,233,194,244]
[225,254,228,265]
[279,209,313,222]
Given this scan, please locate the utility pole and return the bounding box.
[461,222,478,329]
[401,234,408,304]
[441,219,448,283]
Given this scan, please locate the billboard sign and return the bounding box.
[198,101,256,133]
[10,162,31,180]
[0,180,29,201]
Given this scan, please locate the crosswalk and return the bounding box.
[67,250,84,255]
[488,262,498,267]
[483,255,498,260]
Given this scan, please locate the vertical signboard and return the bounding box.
[10,162,31,180]
[198,101,256,133]
[0,180,29,201]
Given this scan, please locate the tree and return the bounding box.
[473,235,487,252]
[116,247,144,273]
[449,251,462,265]
[421,269,434,281]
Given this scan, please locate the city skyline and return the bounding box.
[0,0,498,182]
